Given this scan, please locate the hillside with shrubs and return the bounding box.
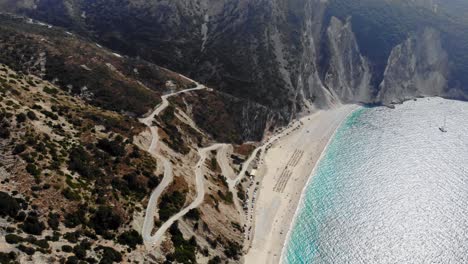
[0,62,161,263]
[0,13,261,263]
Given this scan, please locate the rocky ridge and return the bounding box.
[1,0,464,114]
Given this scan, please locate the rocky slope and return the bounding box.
[378,28,448,104]
[2,0,467,116]
[323,17,372,103]
[0,62,155,263]
[0,14,270,263]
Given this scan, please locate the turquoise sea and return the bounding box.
[283,97,468,263]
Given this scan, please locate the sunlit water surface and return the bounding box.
[284,97,468,264]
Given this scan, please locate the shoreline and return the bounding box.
[278,105,359,263]
[244,104,358,264]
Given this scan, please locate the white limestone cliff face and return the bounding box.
[2,0,460,119]
[324,17,372,103]
[378,28,448,104]
[292,0,339,111]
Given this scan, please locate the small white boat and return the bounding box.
[439,116,447,133]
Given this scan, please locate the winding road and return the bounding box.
[139,79,205,249]
[147,143,226,246]
[215,143,264,192]
[139,75,293,250]
[216,145,236,181]
[224,122,302,192]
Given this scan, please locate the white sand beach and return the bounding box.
[244,105,357,264]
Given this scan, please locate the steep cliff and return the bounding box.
[323,17,372,103]
[378,28,448,104]
[2,0,467,118]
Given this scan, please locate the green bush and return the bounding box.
[147,175,160,189]
[95,246,122,264]
[64,231,80,243]
[5,234,24,244]
[159,191,186,221]
[15,211,26,222]
[122,172,145,194]
[62,188,80,201]
[33,239,49,249]
[17,245,35,255]
[185,208,200,221]
[52,231,61,241]
[68,147,102,179]
[208,256,222,264]
[90,206,122,235]
[40,110,58,120]
[47,212,60,230]
[20,214,45,235]
[66,256,79,264]
[169,222,197,264]
[223,240,242,260]
[0,125,10,138]
[73,244,87,259]
[160,105,175,124]
[43,87,58,95]
[237,187,246,201]
[117,230,143,249]
[32,104,42,110]
[64,208,87,228]
[62,245,73,252]
[0,192,20,217]
[217,190,233,204]
[0,252,17,264]
[16,113,26,123]
[96,138,126,157]
[26,111,37,120]
[210,157,217,171]
[26,164,41,177]
[12,144,26,155]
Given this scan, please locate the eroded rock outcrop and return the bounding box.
[294,0,339,111]
[378,28,448,104]
[324,17,372,103]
